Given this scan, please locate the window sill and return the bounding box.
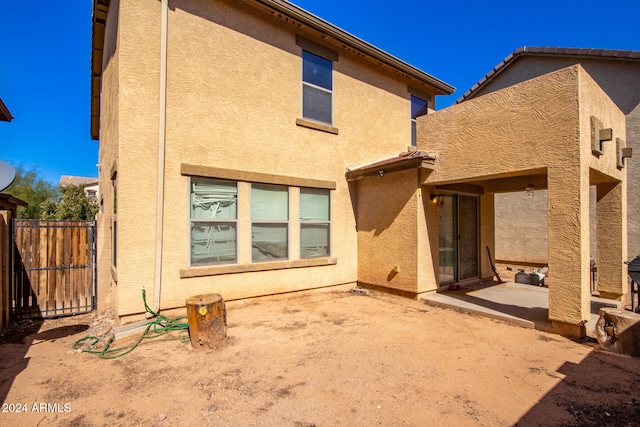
[180,257,337,279]
[296,118,339,135]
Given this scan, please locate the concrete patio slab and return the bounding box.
[421,282,621,337]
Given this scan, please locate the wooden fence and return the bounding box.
[12,220,96,319]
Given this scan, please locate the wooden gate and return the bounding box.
[12,220,96,319]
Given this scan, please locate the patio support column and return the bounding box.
[596,181,627,300]
[547,168,591,336]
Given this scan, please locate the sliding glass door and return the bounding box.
[438,194,479,285]
[458,195,479,281]
[439,195,457,284]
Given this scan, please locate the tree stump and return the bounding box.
[186,293,227,349]
[595,308,640,356]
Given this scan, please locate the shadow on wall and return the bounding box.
[514,347,640,426]
[350,170,418,236]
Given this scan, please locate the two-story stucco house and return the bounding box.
[91,0,630,337]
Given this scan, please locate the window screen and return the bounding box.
[302,50,333,125]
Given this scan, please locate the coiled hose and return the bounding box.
[73,289,189,359]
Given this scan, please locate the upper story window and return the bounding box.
[411,95,428,146]
[190,178,238,265]
[302,50,333,125]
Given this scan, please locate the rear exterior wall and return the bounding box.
[100,0,439,317]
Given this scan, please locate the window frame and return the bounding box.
[410,95,429,147]
[189,177,239,266]
[250,183,290,263]
[301,49,334,126]
[299,188,331,259]
[181,165,337,277]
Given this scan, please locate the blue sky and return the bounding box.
[1,0,638,185]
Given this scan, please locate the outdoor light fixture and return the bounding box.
[430,194,445,209]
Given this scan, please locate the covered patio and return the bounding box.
[350,64,629,338]
[418,64,628,337]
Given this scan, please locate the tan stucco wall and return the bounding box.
[418,185,440,292]
[494,187,598,266]
[579,72,628,300]
[95,213,115,311]
[419,67,583,184]
[99,0,440,317]
[628,104,640,258]
[356,169,420,293]
[417,65,626,329]
[494,191,549,264]
[474,55,640,262]
[95,0,122,312]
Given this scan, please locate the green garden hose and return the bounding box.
[73,289,189,359]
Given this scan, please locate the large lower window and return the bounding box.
[251,184,289,262]
[302,50,333,125]
[185,169,334,270]
[190,178,238,265]
[300,188,330,258]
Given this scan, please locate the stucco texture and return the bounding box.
[417,65,627,329]
[475,55,640,263]
[356,170,420,294]
[97,0,440,317]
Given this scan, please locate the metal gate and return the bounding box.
[12,220,96,320]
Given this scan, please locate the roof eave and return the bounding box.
[257,0,454,95]
[346,152,436,181]
[0,98,13,122]
[90,0,110,141]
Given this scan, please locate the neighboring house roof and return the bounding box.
[456,47,640,104]
[90,0,455,140]
[346,151,436,181]
[59,176,99,188]
[0,98,13,122]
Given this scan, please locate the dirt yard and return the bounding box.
[1,289,639,426]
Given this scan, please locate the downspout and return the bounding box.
[153,0,169,312]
